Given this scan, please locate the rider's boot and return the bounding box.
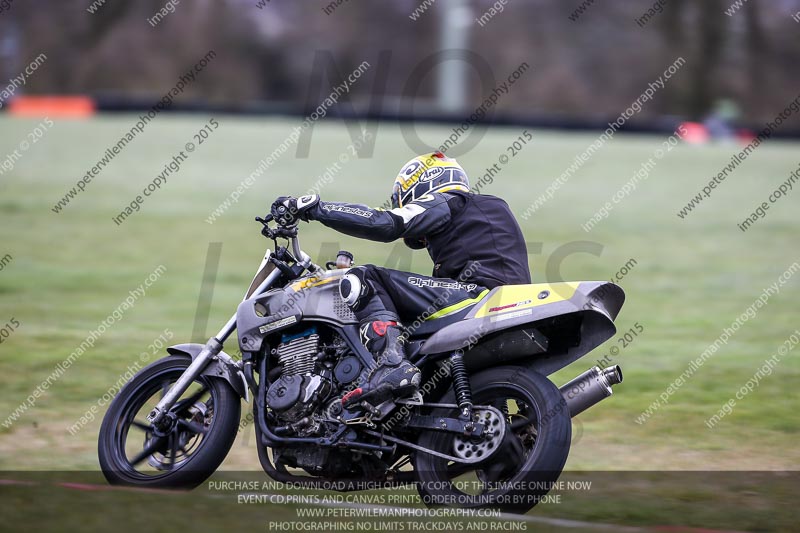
[342,320,421,409]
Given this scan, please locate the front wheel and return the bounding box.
[98,355,241,488]
[413,366,571,513]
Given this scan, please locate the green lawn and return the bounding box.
[0,114,798,526]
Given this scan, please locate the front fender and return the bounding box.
[166,343,249,402]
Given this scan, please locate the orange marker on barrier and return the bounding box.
[8,96,96,118]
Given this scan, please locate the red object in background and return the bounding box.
[735,128,757,144]
[8,96,96,118]
[678,121,710,145]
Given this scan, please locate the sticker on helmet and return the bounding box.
[419,167,445,182]
[403,161,421,176]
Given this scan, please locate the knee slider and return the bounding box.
[340,266,371,310]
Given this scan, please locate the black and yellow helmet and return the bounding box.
[390,152,470,209]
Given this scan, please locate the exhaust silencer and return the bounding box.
[559,365,623,417]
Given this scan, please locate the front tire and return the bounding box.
[413,366,571,513]
[98,355,241,488]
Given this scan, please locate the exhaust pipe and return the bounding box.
[559,365,623,417]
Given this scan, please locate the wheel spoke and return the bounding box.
[159,379,172,400]
[177,419,208,435]
[128,437,163,467]
[130,420,152,432]
[167,432,178,469]
[172,385,209,414]
[510,415,536,431]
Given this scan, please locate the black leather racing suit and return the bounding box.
[306,191,531,329]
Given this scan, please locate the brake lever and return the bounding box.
[255,214,312,272]
[258,215,297,242]
[255,216,272,238]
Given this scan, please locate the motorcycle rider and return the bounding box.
[271,151,530,409]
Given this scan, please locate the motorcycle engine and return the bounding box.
[266,330,333,433]
[266,327,384,478]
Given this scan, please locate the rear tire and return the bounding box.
[98,355,241,489]
[413,366,571,513]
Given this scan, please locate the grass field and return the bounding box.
[0,114,798,529]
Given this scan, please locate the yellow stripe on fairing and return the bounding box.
[289,276,338,292]
[426,289,491,320]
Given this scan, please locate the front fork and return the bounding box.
[147,337,225,425]
[148,314,238,425]
[147,267,282,426]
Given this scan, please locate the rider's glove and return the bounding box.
[271,194,319,226]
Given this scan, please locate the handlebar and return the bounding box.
[255,213,319,273]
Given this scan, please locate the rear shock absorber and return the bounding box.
[450,351,473,422]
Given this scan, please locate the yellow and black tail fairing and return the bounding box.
[418,281,625,376]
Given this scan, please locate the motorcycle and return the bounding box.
[98,213,625,513]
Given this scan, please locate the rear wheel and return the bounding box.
[98,355,241,488]
[413,366,571,513]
